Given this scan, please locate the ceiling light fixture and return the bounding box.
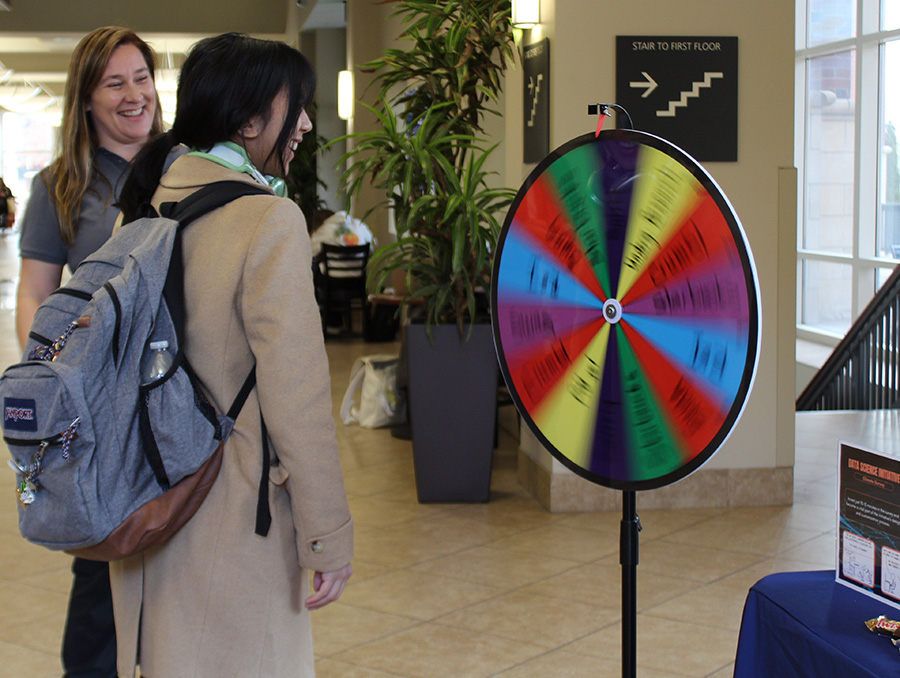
[511,0,540,28]
[338,70,353,120]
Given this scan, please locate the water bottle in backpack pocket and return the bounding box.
[141,341,174,385]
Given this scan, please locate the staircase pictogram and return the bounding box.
[656,72,724,117]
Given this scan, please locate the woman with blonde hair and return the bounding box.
[17,25,163,342]
[15,25,162,678]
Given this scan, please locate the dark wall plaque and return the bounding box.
[523,38,550,163]
[616,36,738,161]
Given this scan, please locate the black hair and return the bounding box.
[119,33,316,222]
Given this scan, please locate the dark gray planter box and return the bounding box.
[406,322,498,503]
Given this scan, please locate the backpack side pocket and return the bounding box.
[138,356,222,488]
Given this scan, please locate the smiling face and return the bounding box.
[85,43,158,161]
[241,89,313,178]
[278,108,313,176]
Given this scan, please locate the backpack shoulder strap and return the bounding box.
[163,181,272,345]
[161,182,276,538]
[160,180,270,227]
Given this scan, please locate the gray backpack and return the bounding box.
[1,181,271,559]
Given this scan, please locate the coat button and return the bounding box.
[311,541,324,554]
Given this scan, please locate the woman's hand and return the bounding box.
[306,563,353,610]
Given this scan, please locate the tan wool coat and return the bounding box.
[109,155,353,678]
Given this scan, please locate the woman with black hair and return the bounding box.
[111,33,353,678]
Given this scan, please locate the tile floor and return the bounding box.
[0,231,842,678]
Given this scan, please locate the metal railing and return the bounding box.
[797,264,900,411]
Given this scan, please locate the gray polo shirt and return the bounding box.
[19,147,130,271]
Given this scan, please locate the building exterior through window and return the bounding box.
[797,0,900,343]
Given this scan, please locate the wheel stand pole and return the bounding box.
[620,490,641,678]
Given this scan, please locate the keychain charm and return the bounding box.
[17,479,36,507]
[8,418,80,509]
[9,441,49,508]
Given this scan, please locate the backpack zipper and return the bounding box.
[3,416,81,455]
[52,289,92,301]
[103,282,122,364]
[5,431,71,447]
[28,331,52,346]
[27,289,94,352]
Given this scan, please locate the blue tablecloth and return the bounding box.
[734,570,900,677]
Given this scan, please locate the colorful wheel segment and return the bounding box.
[492,129,760,491]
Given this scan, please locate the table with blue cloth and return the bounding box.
[734,570,900,677]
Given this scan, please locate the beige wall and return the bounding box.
[504,0,797,493]
[344,0,404,246]
[299,27,347,214]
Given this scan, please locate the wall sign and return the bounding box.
[523,38,550,163]
[615,36,738,162]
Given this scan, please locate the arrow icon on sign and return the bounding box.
[629,71,658,98]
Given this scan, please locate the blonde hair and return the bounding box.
[48,26,164,245]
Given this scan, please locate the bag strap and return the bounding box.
[161,182,273,536]
[160,180,271,228]
[227,365,272,537]
[256,416,272,537]
[227,366,257,421]
[161,181,270,346]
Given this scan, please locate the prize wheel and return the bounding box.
[492,129,760,491]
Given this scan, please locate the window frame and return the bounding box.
[796,0,900,347]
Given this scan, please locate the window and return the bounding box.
[797,0,900,343]
[0,112,56,209]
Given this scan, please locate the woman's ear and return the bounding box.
[241,115,263,140]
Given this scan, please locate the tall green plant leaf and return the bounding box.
[333,0,516,334]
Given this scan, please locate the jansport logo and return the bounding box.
[3,398,38,432]
[6,407,34,422]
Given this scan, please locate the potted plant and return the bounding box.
[335,0,516,502]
